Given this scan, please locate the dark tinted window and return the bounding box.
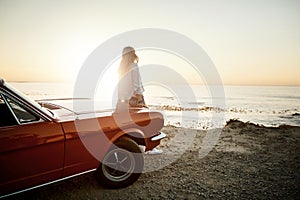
[0,95,17,127]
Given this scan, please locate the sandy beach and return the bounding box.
[6,120,300,200]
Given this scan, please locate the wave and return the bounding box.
[149,104,299,115]
[149,105,226,112]
[262,95,300,100]
[187,101,205,105]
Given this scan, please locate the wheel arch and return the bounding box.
[111,128,146,147]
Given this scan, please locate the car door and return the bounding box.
[0,93,65,195]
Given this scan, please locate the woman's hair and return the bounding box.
[118,46,139,78]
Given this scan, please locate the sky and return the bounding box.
[0,0,300,86]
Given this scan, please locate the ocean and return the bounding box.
[10,82,300,129]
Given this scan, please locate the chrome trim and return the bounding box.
[151,132,166,141]
[0,168,97,199]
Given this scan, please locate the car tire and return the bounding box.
[96,136,144,188]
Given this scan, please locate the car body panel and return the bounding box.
[0,122,64,194]
[0,78,165,197]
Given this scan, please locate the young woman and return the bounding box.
[117,46,147,108]
[117,46,162,154]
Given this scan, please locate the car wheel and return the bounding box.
[96,137,144,188]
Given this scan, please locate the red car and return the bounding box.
[0,78,165,197]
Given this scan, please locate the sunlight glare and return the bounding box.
[94,58,120,101]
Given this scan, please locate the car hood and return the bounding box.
[40,99,154,123]
[38,99,110,120]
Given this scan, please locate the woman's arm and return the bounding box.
[131,63,144,94]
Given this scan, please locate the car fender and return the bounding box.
[110,128,145,145]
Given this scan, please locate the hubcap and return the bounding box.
[102,148,135,182]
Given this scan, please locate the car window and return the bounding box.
[6,96,40,124]
[0,95,18,127]
[5,83,54,117]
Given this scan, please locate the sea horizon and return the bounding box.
[8,82,300,129]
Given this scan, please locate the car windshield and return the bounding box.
[5,83,55,118]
